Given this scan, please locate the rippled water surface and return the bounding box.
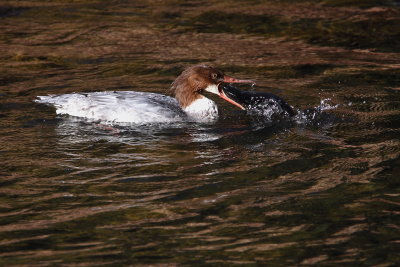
[1,0,400,266]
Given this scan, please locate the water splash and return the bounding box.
[294,98,339,125]
[244,98,339,128]
[247,100,290,120]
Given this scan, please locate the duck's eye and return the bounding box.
[211,73,218,80]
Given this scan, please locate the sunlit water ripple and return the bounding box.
[1,0,400,266]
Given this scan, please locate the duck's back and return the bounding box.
[36,91,186,124]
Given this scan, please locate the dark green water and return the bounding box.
[1,0,399,266]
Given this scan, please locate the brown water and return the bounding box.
[1,0,400,266]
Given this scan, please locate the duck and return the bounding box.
[36,65,254,124]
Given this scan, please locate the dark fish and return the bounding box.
[219,84,296,117]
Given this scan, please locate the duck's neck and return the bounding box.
[183,96,218,122]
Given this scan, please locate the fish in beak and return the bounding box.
[218,84,296,117]
[203,74,254,110]
[217,75,254,110]
[217,84,246,110]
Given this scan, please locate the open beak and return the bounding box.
[216,75,253,110]
[204,75,253,110]
[218,85,245,110]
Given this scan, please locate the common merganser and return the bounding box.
[219,84,295,117]
[36,65,254,124]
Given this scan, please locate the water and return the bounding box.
[1,0,400,265]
